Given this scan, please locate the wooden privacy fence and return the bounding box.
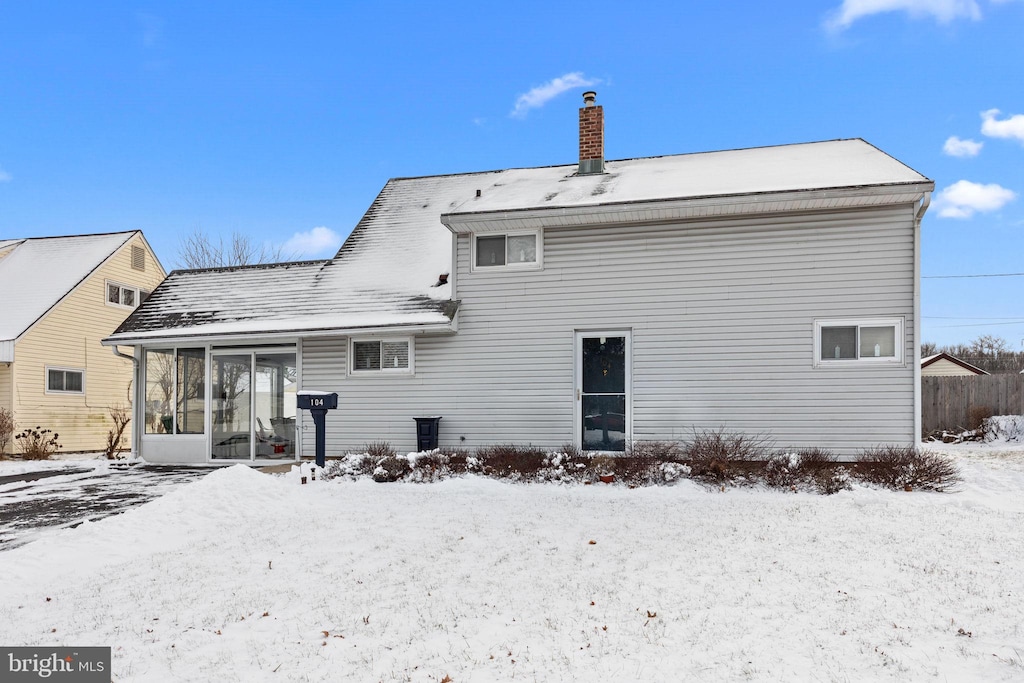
[922,375,1024,435]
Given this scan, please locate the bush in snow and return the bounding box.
[372,455,411,483]
[763,449,850,495]
[364,440,396,458]
[982,415,1024,443]
[853,446,961,492]
[0,407,14,456]
[683,428,771,483]
[968,405,993,431]
[475,444,548,479]
[14,426,62,460]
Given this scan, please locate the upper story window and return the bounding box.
[351,338,413,374]
[814,318,904,366]
[46,366,84,394]
[106,281,140,309]
[473,231,542,271]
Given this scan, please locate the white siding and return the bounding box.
[301,205,916,457]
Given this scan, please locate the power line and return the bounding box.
[923,272,1024,279]
[924,316,1024,320]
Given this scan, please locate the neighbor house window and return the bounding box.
[46,367,84,394]
[106,281,140,309]
[814,319,903,365]
[351,339,412,374]
[473,231,541,270]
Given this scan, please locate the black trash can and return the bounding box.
[414,416,442,452]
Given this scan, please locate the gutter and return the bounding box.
[110,345,142,458]
[913,191,931,444]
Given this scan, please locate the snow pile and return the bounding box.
[1,454,1023,681]
[984,415,1024,443]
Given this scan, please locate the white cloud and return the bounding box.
[935,179,1017,218]
[136,12,164,49]
[0,167,10,182]
[943,136,983,157]
[281,226,342,258]
[826,0,982,30]
[980,108,1024,143]
[511,72,600,119]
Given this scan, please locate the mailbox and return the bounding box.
[296,391,338,467]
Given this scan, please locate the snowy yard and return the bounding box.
[1,445,1023,682]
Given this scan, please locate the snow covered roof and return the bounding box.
[106,138,931,344]
[0,231,138,346]
[444,139,929,217]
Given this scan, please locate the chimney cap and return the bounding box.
[582,91,597,106]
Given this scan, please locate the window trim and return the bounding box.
[348,337,415,375]
[813,317,905,367]
[105,280,141,310]
[471,229,543,272]
[45,366,85,395]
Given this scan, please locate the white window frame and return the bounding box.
[105,280,141,309]
[471,229,543,272]
[348,337,415,375]
[813,317,905,367]
[45,366,85,394]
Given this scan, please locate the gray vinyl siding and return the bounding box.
[301,205,916,457]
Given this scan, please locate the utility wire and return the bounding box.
[923,272,1024,279]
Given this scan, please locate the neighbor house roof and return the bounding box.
[0,232,141,358]
[105,138,932,345]
[921,352,989,375]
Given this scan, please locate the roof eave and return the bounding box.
[441,182,935,234]
[102,320,458,348]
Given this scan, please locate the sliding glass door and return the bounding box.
[210,349,296,461]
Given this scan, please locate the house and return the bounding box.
[0,232,166,454]
[921,352,989,377]
[104,92,933,464]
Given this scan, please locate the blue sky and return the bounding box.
[1,1,1022,347]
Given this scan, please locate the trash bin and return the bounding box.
[414,416,442,452]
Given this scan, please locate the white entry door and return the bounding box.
[575,331,631,451]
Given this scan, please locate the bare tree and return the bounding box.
[104,406,131,459]
[176,228,286,269]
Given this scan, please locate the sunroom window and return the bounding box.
[815,319,902,364]
[474,232,539,269]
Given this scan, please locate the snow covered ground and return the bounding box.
[0,445,1022,682]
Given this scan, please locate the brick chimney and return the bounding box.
[578,91,604,175]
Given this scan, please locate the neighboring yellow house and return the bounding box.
[0,231,165,454]
[920,352,989,377]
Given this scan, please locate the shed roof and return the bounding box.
[921,352,989,375]
[0,231,138,344]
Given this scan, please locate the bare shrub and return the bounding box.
[596,441,687,485]
[364,441,396,458]
[15,426,62,460]
[408,451,451,482]
[968,405,993,431]
[0,407,14,456]
[104,406,131,459]
[684,428,771,482]
[372,455,410,483]
[438,446,473,473]
[853,446,961,492]
[763,448,850,494]
[476,444,548,479]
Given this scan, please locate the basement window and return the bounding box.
[46,367,84,394]
[351,339,413,374]
[814,318,903,366]
[473,231,541,271]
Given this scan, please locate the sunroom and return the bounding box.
[140,345,298,464]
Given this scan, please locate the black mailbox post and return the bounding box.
[297,391,338,467]
[414,416,442,452]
